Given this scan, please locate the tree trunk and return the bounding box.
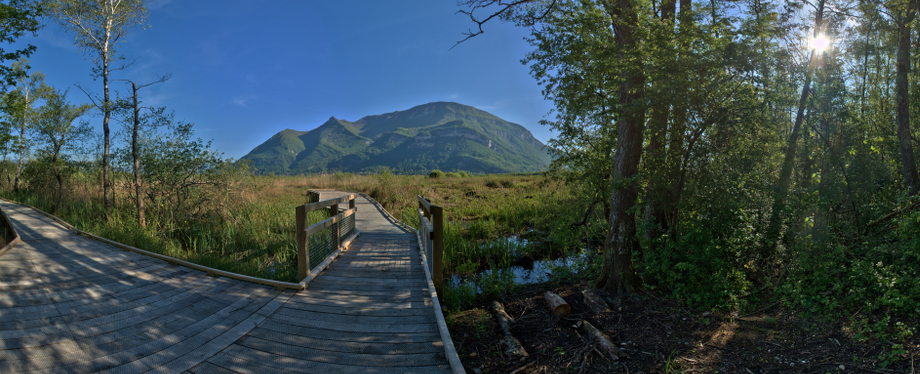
[102,50,112,211]
[642,0,675,248]
[132,82,145,227]
[643,104,669,246]
[51,151,62,213]
[596,0,646,295]
[14,89,28,192]
[14,120,24,191]
[760,0,824,265]
[895,5,918,196]
[2,142,10,188]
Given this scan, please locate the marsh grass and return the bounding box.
[2,170,603,308]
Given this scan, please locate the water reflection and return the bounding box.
[449,248,592,289]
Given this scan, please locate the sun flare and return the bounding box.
[811,35,830,52]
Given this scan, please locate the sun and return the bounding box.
[811,34,830,53]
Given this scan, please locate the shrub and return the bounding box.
[445,172,461,178]
[458,171,470,178]
[430,170,445,178]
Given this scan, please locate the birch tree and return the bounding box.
[42,0,148,211]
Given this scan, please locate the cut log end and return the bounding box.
[544,291,571,316]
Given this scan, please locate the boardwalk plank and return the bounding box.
[244,329,443,354]
[256,319,441,343]
[271,306,435,325]
[212,345,450,374]
[0,192,457,373]
[236,335,447,367]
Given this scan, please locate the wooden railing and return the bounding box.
[0,206,21,258]
[296,193,358,282]
[417,195,444,295]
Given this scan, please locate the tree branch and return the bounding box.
[452,0,557,49]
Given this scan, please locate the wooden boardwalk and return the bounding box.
[0,192,458,373]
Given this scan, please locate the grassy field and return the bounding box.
[1,170,604,309]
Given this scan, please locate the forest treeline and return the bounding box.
[459,0,920,342]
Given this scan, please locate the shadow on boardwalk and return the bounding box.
[0,192,453,373]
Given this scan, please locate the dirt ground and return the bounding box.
[446,283,919,374]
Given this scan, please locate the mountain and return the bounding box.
[241,102,551,174]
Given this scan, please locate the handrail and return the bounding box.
[417,195,444,296]
[296,193,359,283]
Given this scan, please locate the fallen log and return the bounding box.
[581,289,610,314]
[583,320,623,360]
[544,291,571,316]
[491,301,528,358]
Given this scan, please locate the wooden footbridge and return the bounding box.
[0,191,463,373]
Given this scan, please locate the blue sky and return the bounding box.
[13,0,555,159]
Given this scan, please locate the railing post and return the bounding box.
[296,205,309,281]
[349,195,355,211]
[430,204,444,296]
[331,203,340,249]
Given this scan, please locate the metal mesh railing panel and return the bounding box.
[340,211,356,243]
[308,224,337,269]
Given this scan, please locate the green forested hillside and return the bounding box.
[240,102,551,174]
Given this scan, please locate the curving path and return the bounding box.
[0,192,456,373]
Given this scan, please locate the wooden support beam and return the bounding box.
[296,205,309,282]
[430,204,443,296]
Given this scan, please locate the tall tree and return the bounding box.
[43,0,148,211]
[114,75,169,228]
[4,59,51,191]
[888,0,918,195]
[461,0,649,293]
[594,0,647,294]
[32,88,92,210]
[760,0,826,265]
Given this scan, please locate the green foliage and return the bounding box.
[429,169,445,178]
[637,225,752,310]
[115,121,251,239]
[0,1,41,86]
[20,154,75,195]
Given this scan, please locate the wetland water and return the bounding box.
[449,235,594,289]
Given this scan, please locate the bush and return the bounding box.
[430,170,445,178]
[458,171,470,178]
[637,225,752,310]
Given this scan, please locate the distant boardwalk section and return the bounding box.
[0,191,459,373]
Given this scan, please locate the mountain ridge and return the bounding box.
[241,102,551,174]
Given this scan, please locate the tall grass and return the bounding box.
[1,169,604,308]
